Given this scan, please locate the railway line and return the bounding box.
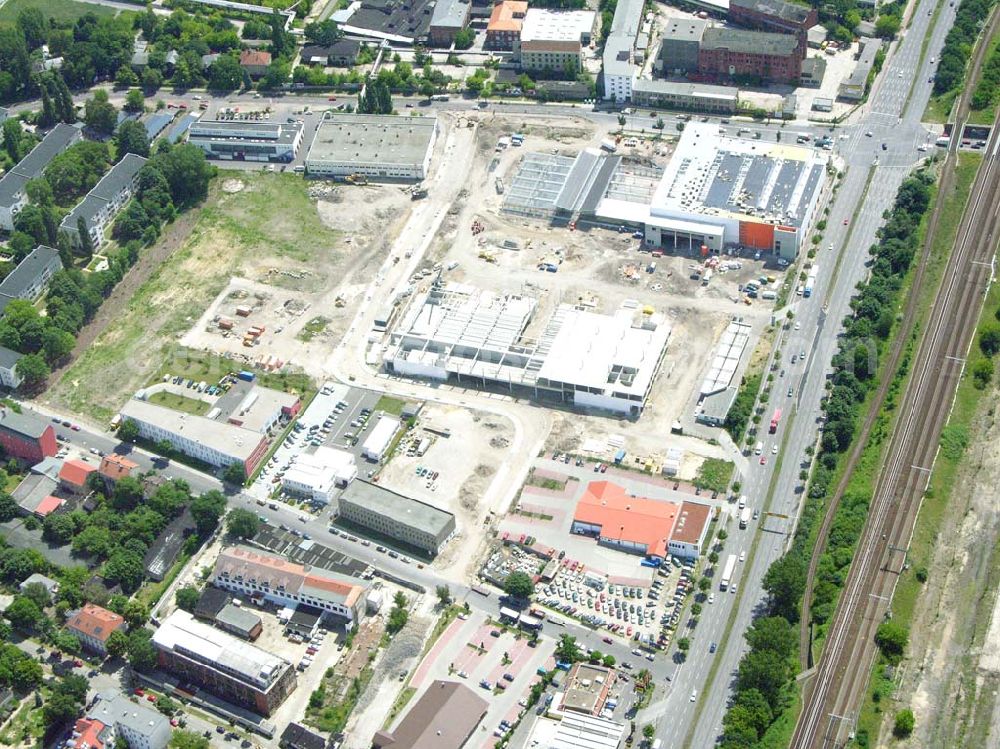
[791,113,1000,748]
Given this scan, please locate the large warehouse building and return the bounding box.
[305,114,438,181]
[336,480,456,556]
[385,283,671,416]
[187,120,304,163]
[504,123,828,258]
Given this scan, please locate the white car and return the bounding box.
[690,689,697,702]
[739,550,746,562]
[772,444,778,454]
[708,593,715,604]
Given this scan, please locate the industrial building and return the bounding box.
[800,56,827,87]
[373,680,488,749]
[697,27,804,84]
[631,79,738,113]
[655,18,708,75]
[386,283,671,416]
[0,124,82,231]
[529,712,627,749]
[0,245,63,316]
[281,446,357,504]
[556,122,828,258]
[561,663,619,716]
[336,480,456,555]
[514,9,596,73]
[839,37,882,101]
[601,0,645,101]
[61,154,148,248]
[728,0,817,47]
[212,546,367,625]
[330,0,436,44]
[305,114,438,181]
[695,318,752,426]
[571,481,711,559]
[187,120,304,163]
[428,0,472,46]
[362,415,401,462]
[152,610,296,716]
[119,398,269,476]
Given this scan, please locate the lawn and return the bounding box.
[147,390,211,416]
[375,394,407,416]
[694,458,734,494]
[924,88,958,124]
[0,0,116,24]
[296,316,330,342]
[49,172,336,422]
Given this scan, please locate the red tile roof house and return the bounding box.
[240,49,272,78]
[59,459,98,495]
[66,603,126,656]
[98,453,138,483]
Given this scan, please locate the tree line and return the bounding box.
[717,172,934,747]
[933,0,998,96]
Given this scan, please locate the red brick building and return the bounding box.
[697,28,803,84]
[0,408,57,463]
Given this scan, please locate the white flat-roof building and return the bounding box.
[362,415,401,462]
[601,0,644,101]
[386,283,670,417]
[119,398,269,475]
[516,9,596,72]
[187,120,304,163]
[282,446,357,503]
[305,114,438,181]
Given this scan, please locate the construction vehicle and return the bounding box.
[345,173,368,185]
[478,251,497,263]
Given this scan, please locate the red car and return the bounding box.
[134,688,145,697]
[73,659,83,667]
[759,455,768,465]
[328,96,337,101]
[146,694,157,703]
[170,719,179,728]
[842,218,849,225]
[71,424,80,431]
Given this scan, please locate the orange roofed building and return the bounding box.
[571,481,711,559]
[66,603,127,656]
[98,453,138,484]
[59,459,97,494]
[212,546,367,625]
[486,0,528,49]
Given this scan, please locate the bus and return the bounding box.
[720,554,737,591]
[769,408,782,434]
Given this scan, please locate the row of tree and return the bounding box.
[934,0,998,96]
[717,172,934,747]
[971,37,1000,112]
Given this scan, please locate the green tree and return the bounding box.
[16,7,47,50]
[127,628,157,672]
[142,67,163,94]
[555,634,580,662]
[118,418,140,442]
[222,462,246,486]
[169,731,209,749]
[155,694,178,715]
[226,508,260,539]
[189,490,228,536]
[115,120,151,160]
[124,88,146,114]
[14,353,49,392]
[102,549,145,593]
[0,492,18,522]
[176,586,200,613]
[874,621,909,664]
[677,637,690,652]
[893,709,915,738]
[105,628,128,659]
[5,596,44,631]
[503,571,534,599]
[602,654,616,667]
[979,322,1000,356]
[84,89,118,136]
[435,585,452,606]
[643,724,656,740]
[209,54,243,91]
[875,14,901,39]
[453,28,475,50]
[304,20,342,45]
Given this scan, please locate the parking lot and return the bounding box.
[252,382,384,498]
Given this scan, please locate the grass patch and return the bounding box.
[296,316,330,342]
[49,172,337,422]
[147,390,211,416]
[375,395,407,416]
[0,698,44,746]
[524,470,567,491]
[0,0,116,24]
[306,665,373,734]
[381,687,416,730]
[924,88,959,123]
[694,458,734,494]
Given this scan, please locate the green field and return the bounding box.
[147,390,211,416]
[0,0,117,25]
[49,172,337,422]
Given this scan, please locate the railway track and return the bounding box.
[792,119,1000,749]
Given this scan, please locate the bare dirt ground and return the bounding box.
[881,394,1000,747]
[378,404,514,581]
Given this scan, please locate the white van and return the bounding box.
[754,441,763,455]
[738,495,747,509]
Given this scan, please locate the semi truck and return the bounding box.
[739,507,751,529]
[769,408,782,434]
[804,266,819,298]
[720,553,737,591]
